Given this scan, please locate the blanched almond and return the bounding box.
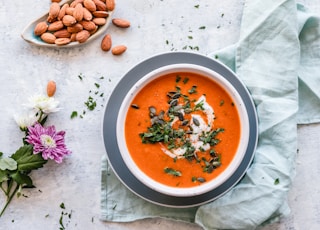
[101,34,112,51]
[34,21,48,36]
[112,18,130,28]
[111,45,127,55]
[41,32,56,44]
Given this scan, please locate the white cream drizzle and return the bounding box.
[161,95,215,159]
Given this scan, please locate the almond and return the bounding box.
[92,11,109,18]
[47,80,56,97]
[89,26,98,35]
[93,0,107,11]
[58,3,69,20]
[73,3,84,22]
[65,7,75,16]
[106,0,115,11]
[79,20,96,31]
[70,33,77,41]
[76,30,90,43]
[54,29,71,38]
[92,17,106,26]
[70,0,84,8]
[101,34,112,51]
[67,23,83,33]
[112,18,130,28]
[83,7,93,21]
[62,15,77,26]
[48,21,64,31]
[49,2,60,19]
[34,21,48,36]
[84,0,96,12]
[111,45,127,55]
[55,38,71,45]
[41,32,56,44]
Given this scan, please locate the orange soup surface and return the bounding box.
[125,72,241,188]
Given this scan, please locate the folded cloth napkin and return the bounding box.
[101,0,320,229]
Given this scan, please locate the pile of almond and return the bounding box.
[34,0,116,46]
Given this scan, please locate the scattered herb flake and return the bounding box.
[70,111,78,119]
[164,167,182,177]
[274,178,280,185]
[199,26,206,30]
[194,4,199,8]
[95,83,100,88]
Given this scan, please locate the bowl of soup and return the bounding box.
[116,63,250,197]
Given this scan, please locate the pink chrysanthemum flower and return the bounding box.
[26,123,71,163]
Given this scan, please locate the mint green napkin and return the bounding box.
[101,0,320,229]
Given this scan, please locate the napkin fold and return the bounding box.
[101,0,320,229]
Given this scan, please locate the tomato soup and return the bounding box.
[124,72,241,188]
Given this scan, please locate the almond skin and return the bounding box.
[92,17,106,26]
[92,11,109,18]
[41,33,56,44]
[111,45,127,55]
[106,0,115,11]
[112,18,130,28]
[76,30,91,43]
[67,23,83,33]
[47,81,57,97]
[79,20,96,31]
[62,15,77,26]
[58,3,69,20]
[82,7,93,20]
[55,38,71,45]
[84,0,97,12]
[48,21,64,31]
[49,2,60,19]
[93,0,107,11]
[34,21,48,36]
[101,34,112,51]
[73,3,84,22]
[54,29,71,38]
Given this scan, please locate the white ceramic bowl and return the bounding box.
[116,63,250,197]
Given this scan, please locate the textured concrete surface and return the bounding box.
[0,0,319,229]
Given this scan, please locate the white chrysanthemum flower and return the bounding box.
[14,112,39,130]
[25,95,60,114]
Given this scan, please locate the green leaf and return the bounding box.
[11,145,47,171]
[0,158,17,171]
[0,170,8,183]
[11,171,33,187]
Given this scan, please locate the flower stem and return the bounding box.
[0,183,19,217]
